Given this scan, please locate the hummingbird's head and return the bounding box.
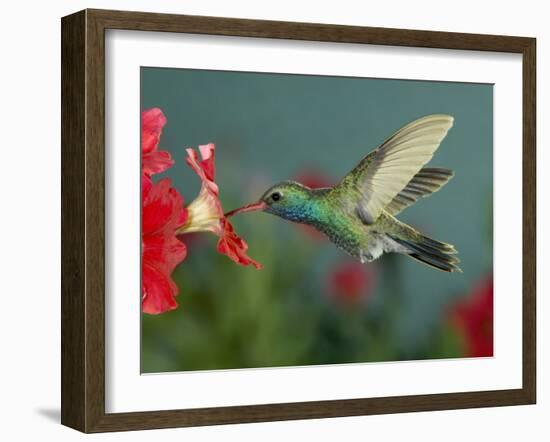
[225,181,317,223]
[259,181,314,221]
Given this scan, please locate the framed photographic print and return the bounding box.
[61,9,536,433]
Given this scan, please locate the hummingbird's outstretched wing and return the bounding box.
[338,114,454,224]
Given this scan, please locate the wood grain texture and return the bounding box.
[89,8,533,52]
[85,9,107,432]
[522,38,536,403]
[61,10,86,431]
[60,8,537,433]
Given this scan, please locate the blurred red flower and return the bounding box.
[178,143,262,269]
[141,176,188,314]
[450,275,493,357]
[329,260,375,305]
[141,108,174,176]
[295,168,333,190]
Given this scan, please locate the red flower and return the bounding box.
[141,108,186,314]
[142,176,188,314]
[178,143,261,269]
[140,108,261,314]
[329,260,375,305]
[142,108,174,176]
[295,169,333,189]
[450,275,493,357]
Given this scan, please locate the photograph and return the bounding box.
[140,67,494,373]
[39,1,540,436]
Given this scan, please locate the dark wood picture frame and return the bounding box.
[61,8,536,433]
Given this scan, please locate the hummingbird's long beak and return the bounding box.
[225,201,267,218]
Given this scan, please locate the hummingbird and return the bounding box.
[226,114,461,272]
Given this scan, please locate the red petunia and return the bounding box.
[328,260,376,305]
[141,176,188,314]
[450,275,494,357]
[178,143,261,269]
[142,108,174,176]
[140,107,262,314]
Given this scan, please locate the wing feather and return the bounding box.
[384,168,454,216]
[341,114,454,224]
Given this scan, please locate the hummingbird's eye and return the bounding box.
[271,192,281,202]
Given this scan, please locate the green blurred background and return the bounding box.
[141,67,493,373]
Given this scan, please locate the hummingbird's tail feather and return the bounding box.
[387,233,461,273]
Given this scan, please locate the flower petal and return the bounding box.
[143,178,187,235]
[179,185,223,234]
[142,108,167,154]
[143,150,174,176]
[143,232,187,275]
[198,143,216,182]
[185,143,218,195]
[142,174,153,198]
[217,219,262,269]
[142,262,179,314]
[142,176,188,314]
[141,108,175,176]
